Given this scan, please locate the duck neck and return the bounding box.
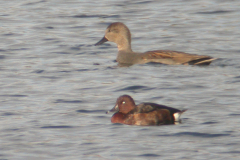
[117,38,132,52]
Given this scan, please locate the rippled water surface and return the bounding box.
[1,0,240,159]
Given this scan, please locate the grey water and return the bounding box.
[1,0,240,159]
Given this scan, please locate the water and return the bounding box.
[1,0,240,159]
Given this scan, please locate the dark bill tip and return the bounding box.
[95,37,108,46]
[106,109,114,114]
[106,105,119,114]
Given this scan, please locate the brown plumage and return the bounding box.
[107,95,187,126]
[95,22,216,66]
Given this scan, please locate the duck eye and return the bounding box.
[112,29,118,33]
[122,101,125,104]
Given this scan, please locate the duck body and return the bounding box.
[107,95,186,126]
[118,49,213,65]
[95,22,216,66]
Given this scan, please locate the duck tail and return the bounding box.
[173,109,187,122]
[193,58,217,65]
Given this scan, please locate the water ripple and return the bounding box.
[0,94,28,97]
[1,112,17,116]
[139,154,161,157]
[41,125,74,129]
[202,121,219,125]
[0,55,5,59]
[54,99,83,103]
[33,70,44,73]
[195,10,234,14]
[116,85,154,92]
[72,14,120,18]
[76,109,106,113]
[158,132,231,138]
[23,0,46,5]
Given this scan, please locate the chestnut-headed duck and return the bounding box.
[95,22,216,66]
[106,95,187,126]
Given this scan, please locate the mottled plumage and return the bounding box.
[107,95,186,126]
[95,22,216,66]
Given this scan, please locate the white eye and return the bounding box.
[122,101,125,104]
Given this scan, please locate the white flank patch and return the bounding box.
[173,112,181,122]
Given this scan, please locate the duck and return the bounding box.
[106,95,187,126]
[95,22,216,66]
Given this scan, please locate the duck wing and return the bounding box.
[132,103,181,114]
[142,50,216,65]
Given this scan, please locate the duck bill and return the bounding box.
[95,36,108,46]
[106,104,119,114]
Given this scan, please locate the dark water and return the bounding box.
[1,0,240,159]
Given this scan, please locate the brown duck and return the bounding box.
[107,95,187,126]
[95,22,216,66]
